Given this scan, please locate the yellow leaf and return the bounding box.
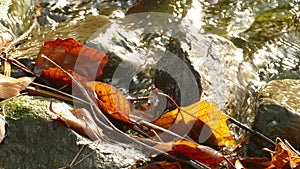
[152,101,237,147]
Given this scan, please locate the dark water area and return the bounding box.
[0,0,299,152]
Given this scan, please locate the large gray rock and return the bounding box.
[0,96,147,168]
[247,79,300,156]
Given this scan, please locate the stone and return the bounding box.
[0,96,147,168]
[247,79,300,157]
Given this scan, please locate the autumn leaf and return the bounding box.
[40,67,88,85]
[154,139,226,168]
[49,100,103,141]
[34,38,108,80]
[238,157,270,169]
[152,101,236,147]
[0,74,35,99]
[140,161,182,169]
[262,138,300,169]
[86,81,132,124]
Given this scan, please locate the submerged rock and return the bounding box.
[0,96,147,168]
[247,79,300,157]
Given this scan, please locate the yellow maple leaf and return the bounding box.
[152,101,237,147]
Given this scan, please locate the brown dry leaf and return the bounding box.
[0,74,35,99]
[34,38,108,80]
[152,101,236,147]
[140,161,182,169]
[49,101,103,141]
[86,81,132,124]
[262,138,300,169]
[154,139,226,168]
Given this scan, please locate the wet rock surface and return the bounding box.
[86,13,256,119]
[247,79,300,157]
[0,96,147,169]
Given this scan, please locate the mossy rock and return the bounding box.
[0,96,147,168]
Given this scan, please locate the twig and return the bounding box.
[28,82,89,105]
[74,148,97,166]
[227,116,276,147]
[0,54,35,76]
[130,114,187,141]
[69,145,86,167]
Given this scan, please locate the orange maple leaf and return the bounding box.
[152,101,237,147]
[86,81,132,125]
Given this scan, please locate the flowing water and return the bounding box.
[0,0,299,145]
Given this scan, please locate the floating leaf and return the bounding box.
[154,139,226,168]
[86,81,132,124]
[49,101,103,141]
[0,74,35,99]
[34,38,108,80]
[152,101,236,147]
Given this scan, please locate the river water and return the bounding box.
[0,0,299,142]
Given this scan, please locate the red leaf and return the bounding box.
[154,140,226,168]
[172,140,226,168]
[34,38,108,80]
